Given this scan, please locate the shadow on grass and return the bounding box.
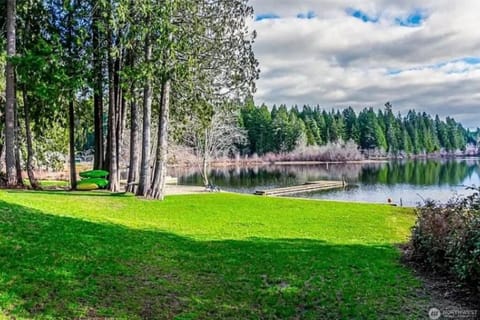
[0,200,426,319]
[3,190,132,198]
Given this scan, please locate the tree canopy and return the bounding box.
[1,0,258,198]
[239,101,475,156]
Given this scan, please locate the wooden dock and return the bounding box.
[255,180,346,196]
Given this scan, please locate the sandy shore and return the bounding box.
[165,184,210,195]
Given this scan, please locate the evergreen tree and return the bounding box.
[343,106,359,143]
[237,104,469,156]
[383,103,399,154]
[358,108,386,150]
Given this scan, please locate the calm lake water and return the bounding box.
[171,158,480,206]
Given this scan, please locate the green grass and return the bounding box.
[0,191,428,319]
[22,180,69,188]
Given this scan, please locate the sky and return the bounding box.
[248,0,480,128]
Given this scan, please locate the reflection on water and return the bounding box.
[171,158,480,206]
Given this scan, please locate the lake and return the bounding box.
[171,158,480,206]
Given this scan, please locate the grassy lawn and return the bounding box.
[22,180,69,188]
[0,191,428,319]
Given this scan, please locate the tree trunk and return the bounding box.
[149,78,170,200]
[126,86,140,193]
[202,157,209,187]
[92,5,104,170]
[0,143,4,170]
[68,98,77,189]
[114,54,122,186]
[107,32,119,192]
[22,88,40,189]
[116,90,125,181]
[14,105,23,187]
[136,35,152,197]
[202,129,209,186]
[14,145,22,186]
[120,87,127,139]
[104,125,111,171]
[5,0,17,187]
[66,0,77,190]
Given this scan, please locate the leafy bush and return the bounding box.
[408,187,480,291]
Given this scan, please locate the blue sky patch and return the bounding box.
[463,57,480,64]
[297,11,316,19]
[395,9,427,27]
[432,57,480,68]
[387,57,480,75]
[387,69,402,75]
[346,8,379,23]
[255,13,281,21]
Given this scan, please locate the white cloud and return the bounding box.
[249,0,480,128]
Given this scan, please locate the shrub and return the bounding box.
[408,187,480,291]
[262,140,364,163]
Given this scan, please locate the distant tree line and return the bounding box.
[240,99,479,156]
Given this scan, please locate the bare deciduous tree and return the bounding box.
[183,104,246,186]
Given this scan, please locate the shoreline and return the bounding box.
[27,155,480,181]
[171,154,480,168]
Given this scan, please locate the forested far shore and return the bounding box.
[238,100,479,157]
